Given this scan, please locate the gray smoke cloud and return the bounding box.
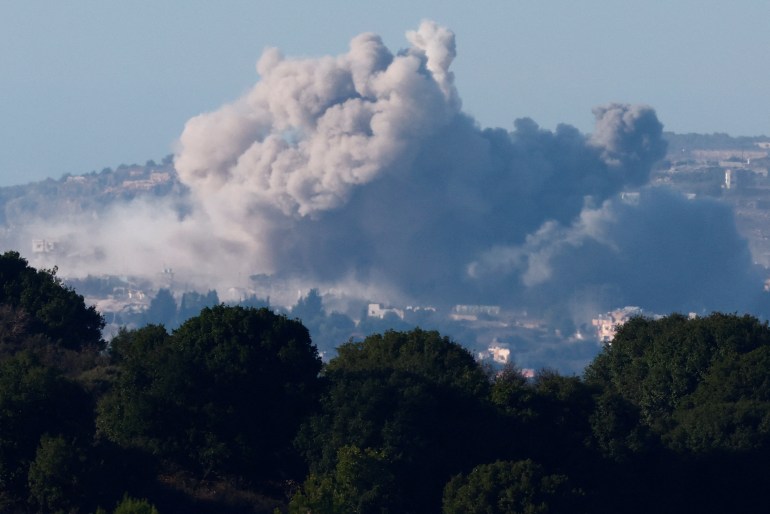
[174,22,670,303]
[10,20,767,325]
[470,188,763,322]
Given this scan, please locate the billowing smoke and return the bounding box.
[10,21,767,326]
[174,22,667,296]
[470,189,762,323]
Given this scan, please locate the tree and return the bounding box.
[491,367,596,469]
[98,306,323,480]
[237,293,269,310]
[177,290,219,323]
[143,288,177,328]
[442,460,576,514]
[0,353,93,508]
[289,445,396,514]
[0,251,104,351]
[27,435,84,513]
[97,325,173,457]
[111,494,160,514]
[668,344,770,453]
[297,329,496,513]
[325,329,489,395]
[291,289,325,326]
[584,313,770,443]
[581,313,770,513]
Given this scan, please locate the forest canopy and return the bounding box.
[1,252,770,513]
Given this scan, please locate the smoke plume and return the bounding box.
[10,21,767,326]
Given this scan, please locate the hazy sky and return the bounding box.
[1,1,768,186]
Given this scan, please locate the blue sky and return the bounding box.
[1,1,768,186]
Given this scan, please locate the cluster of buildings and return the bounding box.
[103,171,173,194]
[591,306,644,344]
[366,303,437,321]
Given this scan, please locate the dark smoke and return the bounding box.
[13,21,766,327]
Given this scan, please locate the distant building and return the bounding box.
[368,303,405,320]
[591,306,644,343]
[127,289,146,300]
[104,171,173,194]
[719,160,750,169]
[724,167,766,190]
[405,305,437,315]
[488,344,511,364]
[477,341,511,365]
[451,304,501,321]
[519,368,536,379]
[725,169,734,190]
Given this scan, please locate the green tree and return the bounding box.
[288,473,342,514]
[177,290,219,322]
[0,251,104,351]
[588,390,655,463]
[98,306,322,480]
[581,313,770,513]
[27,434,84,513]
[291,289,325,326]
[237,293,270,310]
[97,325,173,457]
[668,344,770,453]
[289,445,395,514]
[491,367,596,467]
[584,313,770,444]
[112,494,160,514]
[442,460,576,514]
[143,289,177,328]
[298,329,495,513]
[0,353,92,507]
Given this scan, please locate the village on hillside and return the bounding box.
[4,133,770,373]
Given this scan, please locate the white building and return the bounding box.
[487,344,511,364]
[451,304,501,321]
[368,303,405,320]
[591,306,644,343]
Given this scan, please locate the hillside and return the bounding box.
[2,133,769,229]
[0,156,185,227]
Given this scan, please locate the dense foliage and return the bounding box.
[2,253,770,512]
[99,306,322,480]
[442,460,576,514]
[0,251,104,352]
[294,329,497,513]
